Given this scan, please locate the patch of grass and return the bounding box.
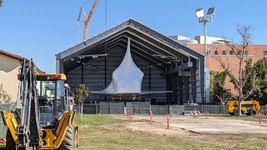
[77,125,199,150]
[0,144,5,150]
[75,115,267,150]
[75,114,124,126]
[77,124,267,150]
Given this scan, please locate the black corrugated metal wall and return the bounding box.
[66,46,169,104]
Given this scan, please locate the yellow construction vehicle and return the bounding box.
[227,100,260,116]
[1,58,78,150]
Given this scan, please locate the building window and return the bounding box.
[222,51,226,55]
[264,51,267,56]
[237,51,240,55]
[214,51,218,55]
[230,51,234,55]
[245,51,248,55]
[208,50,211,56]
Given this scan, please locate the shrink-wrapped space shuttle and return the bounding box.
[91,38,172,100]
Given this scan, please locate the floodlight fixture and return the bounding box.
[152,54,160,57]
[152,54,166,59]
[78,54,108,59]
[153,54,182,62]
[196,8,204,18]
[196,7,216,55]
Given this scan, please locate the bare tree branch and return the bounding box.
[243,74,257,100]
[211,25,256,116]
[211,55,240,89]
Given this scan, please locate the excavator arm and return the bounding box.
[40,110,78,149]
[1,110,18,144]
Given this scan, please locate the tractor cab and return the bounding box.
[35,74,68,126]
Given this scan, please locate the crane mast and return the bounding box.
[78,0,99,41]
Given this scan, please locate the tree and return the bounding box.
[210,70,227,103]
[75,84,90,119]
[0,83,12,104]
[243,57,267,105]
[0,0,3,8]
[211,25,264,116]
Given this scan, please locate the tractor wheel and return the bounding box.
[6,129,16,150]
[74,127,79,147]
[250,109,256,116]
[234,109,238,116]
[58,122,75,150]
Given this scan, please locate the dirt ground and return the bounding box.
[75,114,267,149]
[111,114,267,136]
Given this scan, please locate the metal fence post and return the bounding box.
[100,102,102,114]
[109,102,111,114]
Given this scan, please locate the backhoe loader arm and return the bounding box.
[12,58,40,149]
[1,110,18,143]
[40,110,78,149]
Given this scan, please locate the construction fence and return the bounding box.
[74,103,267,115]
[73,102,267,115]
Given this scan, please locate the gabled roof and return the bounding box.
[0,49,45,74]
[0,49,25,61]
[56,19,204,73]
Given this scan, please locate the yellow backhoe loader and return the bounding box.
[1,58,78,150]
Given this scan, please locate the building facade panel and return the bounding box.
[0,55,21,103]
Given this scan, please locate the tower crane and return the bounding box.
[78,0,99,41]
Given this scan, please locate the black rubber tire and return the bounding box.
[6,128,16,150]
[58,122,75,150]
[74,127,79,147]
[234,109,238,116]
[250,109,257,116]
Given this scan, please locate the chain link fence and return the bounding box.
[100,102,124,114]
[126,102,150,115]
[151,105,168,115]
[183,105,228,114]
[260,106,267,115]
[170,105,184,115]
[73,104,100,114]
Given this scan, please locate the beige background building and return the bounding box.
[0,50,45,103]
[0,50,24,103]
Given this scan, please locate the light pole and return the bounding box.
[196,7,216,55]
[196,7,216,103]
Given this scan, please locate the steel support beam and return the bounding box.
[162,62,193,76]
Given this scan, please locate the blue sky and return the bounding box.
[0,0,266,73]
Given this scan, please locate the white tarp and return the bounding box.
[91,37,172,96]
[102,38,144,94]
